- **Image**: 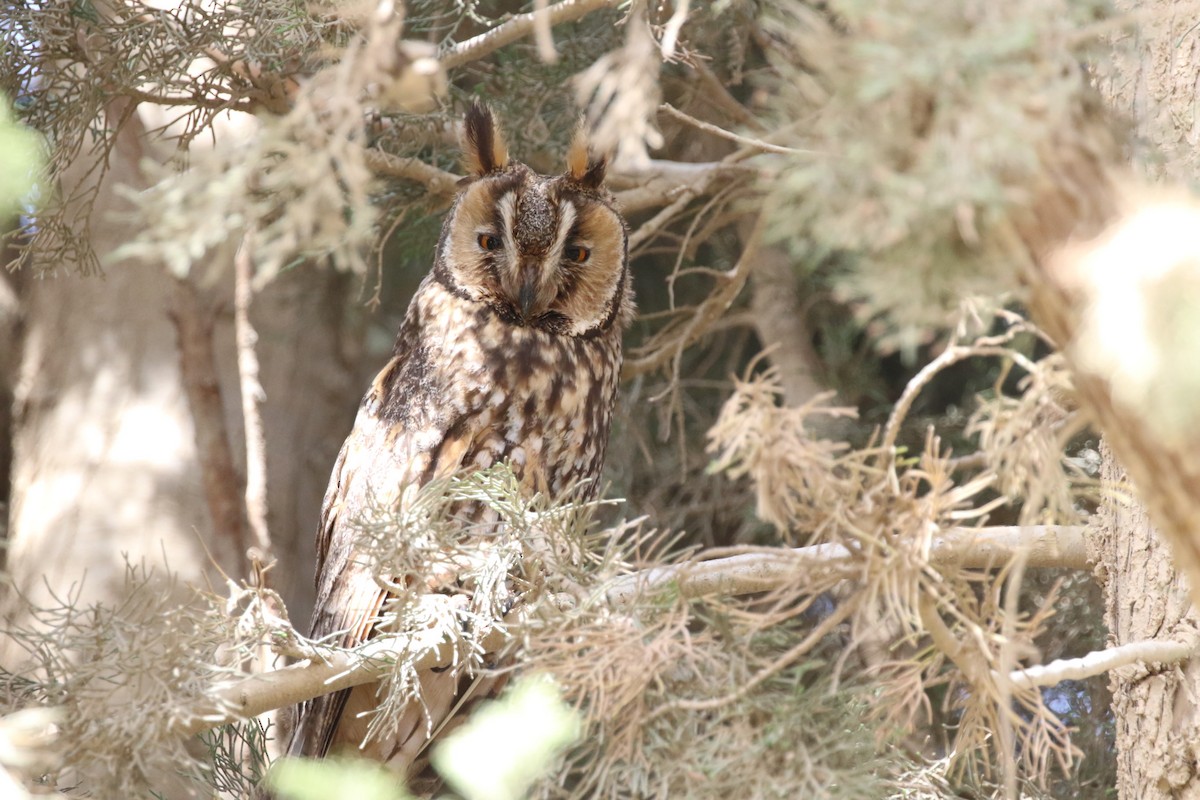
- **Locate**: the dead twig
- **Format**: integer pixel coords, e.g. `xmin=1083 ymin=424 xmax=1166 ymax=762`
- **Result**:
xmin=233 ymin=234 xmax=273 ymax=582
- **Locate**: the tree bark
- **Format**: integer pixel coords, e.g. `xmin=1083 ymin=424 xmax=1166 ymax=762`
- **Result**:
xmin=1 ymin=104 xmax=362 ymax=650
xmin=1 ymin=115 xmax=228 ymax=636
xmin=1092 ymin=444 xmax=1200 ymax=799
xmin=1086 ymin=5 xmax=1200 ymax=797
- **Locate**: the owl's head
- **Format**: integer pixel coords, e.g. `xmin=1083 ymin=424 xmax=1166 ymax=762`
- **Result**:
xmin=434 ymin=104 xmax=632 ymax=338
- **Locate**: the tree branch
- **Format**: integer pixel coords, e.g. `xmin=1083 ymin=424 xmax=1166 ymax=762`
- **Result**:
xmin=440 ymin=0 xmax=622 ymax=71
xmin=622 ymin=211 xmax=764 ymax=380
xmin=1007 ymin=637 xmax=1199 ymax=690
xmin=173 ymin=625 xmax=500 ymax=737
xmin=659 ymin=103 xmax=808 ymax=156
xmin=604 ymin=524 xmax=1091 ymax=605
xmin=170 ymin=279 xmax=248 ymax=568
xmin=363 ymin=148 xmax=754 ymax=221
xmin=363 ymin=148 xmax=461 ymax=200
xmin=172 ymin=523 xmax=1089 ymax=737
xmin=234 ymin=234 xmax=274 ymax=577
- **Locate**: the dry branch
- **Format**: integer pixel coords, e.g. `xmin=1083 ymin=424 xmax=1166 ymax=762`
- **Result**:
xmin=364 ymin=148 xmax=461 ymax=200
xmin=622 ymin=212 xmax=764 ymax=379
xmin=174 ymin=625 xmax=504 ymax=737
xmin=605 ymin=524 xmax=1090 ymax=605
xmin=659 ymin=103 xmax=806 ymax=156
xmin=440 ymin=0 xmax=622 ymax=70
xmin=234 ymin=235 xmax=273 ymax=576
xmin=363 ymin=148 xmax=750 ymax=218
xmin=174 ymin=523 xmax=1088 ymax=735
xmin=1007 ymin=637 xmax=1199 ymax=690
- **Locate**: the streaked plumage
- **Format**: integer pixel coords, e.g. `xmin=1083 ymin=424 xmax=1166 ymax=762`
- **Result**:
xmin=286 ymin=104 xmax=633 ymax=774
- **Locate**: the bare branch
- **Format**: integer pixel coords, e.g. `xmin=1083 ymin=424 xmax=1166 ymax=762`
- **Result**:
xmin=659 ymin=103 xmax=811 ymax=156
xmin=613 ymin=159 xmax=757 ymax=216
xmin=174 ymin=625 xmax=504 ymax=737
xmin=168 ymin=523 xmax=1088 ymax=738
xmin=362 ymin=148 xmax=754 ymax=219
xmin=622 ymin=212 xmax=764 ymax=379
xmin=604 ymin=525 xmax=1090 ymax=605
xmin=234 ymin=235 xmax=274 ymax=578
xmin=1007 ymin=636 xmax=1199 ymax=690
xmin=440 ymin=0 xmax=621 ymax=71
xmin=363 ymin=148 xmax=460 ymax=200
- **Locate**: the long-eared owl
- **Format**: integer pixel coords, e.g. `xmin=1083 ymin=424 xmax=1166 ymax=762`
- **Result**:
xmin=286 ymin=104 xmax=633 ymax=772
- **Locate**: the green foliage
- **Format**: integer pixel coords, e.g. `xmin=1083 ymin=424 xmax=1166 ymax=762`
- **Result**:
xmin=269 ymin=757 xmax=412 ymax=800
xmin=763 ymin=0 xmax=1113 ymax=356
xmin=0 ymin=95 xmax=42 ymax=217
xmin=196 ymin=718 xmax=274 ymax=798
xmin=434 ymin=676 xmax=581 ymax=800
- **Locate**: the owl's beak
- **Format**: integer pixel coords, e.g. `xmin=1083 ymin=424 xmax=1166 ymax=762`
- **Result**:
xmin=518 ymin=275 xmax=538 ymax=319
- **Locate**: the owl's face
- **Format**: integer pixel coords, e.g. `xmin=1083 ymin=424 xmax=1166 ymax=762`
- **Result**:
xmin=435 ymin=106 xmax=630 ymax=338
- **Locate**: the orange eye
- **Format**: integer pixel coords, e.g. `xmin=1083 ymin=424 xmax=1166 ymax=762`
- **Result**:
xmin=564 ymin=245 xmax=590 ymax=264
xmin=478 ymin=233 xmax=501 ymax=251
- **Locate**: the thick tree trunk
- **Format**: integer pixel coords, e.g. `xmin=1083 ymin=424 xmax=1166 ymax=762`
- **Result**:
xmin=2 ymin=119 xmax=227 ymax=629
xmin=1091 ymin=5 xmax=1200 ymax=797
xmin=1092 ymin=444 xmax=1200 ymax=798
xmin=1 ymin=106 xmax=361 ymax=650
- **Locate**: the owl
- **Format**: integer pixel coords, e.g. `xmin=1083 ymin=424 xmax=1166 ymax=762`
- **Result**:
xmin=286 ymin=104 xmax=633 ymax=774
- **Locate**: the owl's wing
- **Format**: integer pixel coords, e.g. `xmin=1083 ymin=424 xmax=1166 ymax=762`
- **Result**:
xmin=286 ymin=311 xmax=488 ymax=763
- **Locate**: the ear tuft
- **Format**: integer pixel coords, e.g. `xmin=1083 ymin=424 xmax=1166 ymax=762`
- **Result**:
xmin=462 ymin=102 xmax=509 ymax=176
xmin=565 ymin=123 xmax=607 ymax=189
xmin=579 ymin=155 xmax=607 ymax=190
xmin=566 ymin=124 xmax=590 ymax=180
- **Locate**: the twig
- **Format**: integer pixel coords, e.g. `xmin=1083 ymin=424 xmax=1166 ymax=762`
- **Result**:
xmin=615 ymin=161 xmax=753 ymax=215
xmin=643 ymin=591 xmax=861 ymax=723
xmin=659 ymin=0 xmax=689 ymax=60
xmin=882 ymin=342 xmax=1038 ymax=486
xmin=627 ymin=188 xmax=698 ymax=252
xmin=684 ymin=58 xmax=760 ymax=129
xmin=659 ymin=103 xmax=812 ymax=156
xmin=533 ymin=0 xmax=559 ymax=63
xmin=233 ymin=235 xmax=273 ymax=579
xmin=441 ymin=0 xmax=621 ymax=71
xmin=622 ymin=212 xmax=764 ymax=379
xmin=1007 ymin=637 xmax=1199 ymax=690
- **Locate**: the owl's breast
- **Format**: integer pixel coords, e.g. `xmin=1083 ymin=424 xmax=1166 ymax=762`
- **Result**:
xmin=469 ymin=321 xmax=621 ymax=499
xmin=413 ymin=285 xmax=621 ymax=501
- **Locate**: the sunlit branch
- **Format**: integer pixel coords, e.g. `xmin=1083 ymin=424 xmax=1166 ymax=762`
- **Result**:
xmin=659 ymin=103 xmax=810 ymax=156
xmin=440 ymin=0 xmax=622 ymax=71
xmin=174 ymin=626 xmax=505 ymax=737
xmin=1007 ymin=637 xmax=1199 ymax=690
xmin=363 ymin=148 xmax=752 ymax=217
xmin=173 ymin=524 xmax=1089 ymax=737
xmin=234 ymin=234 xmax=274 ymax=578
xmin=604 ymin=524 xmax=1090 ymax=605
